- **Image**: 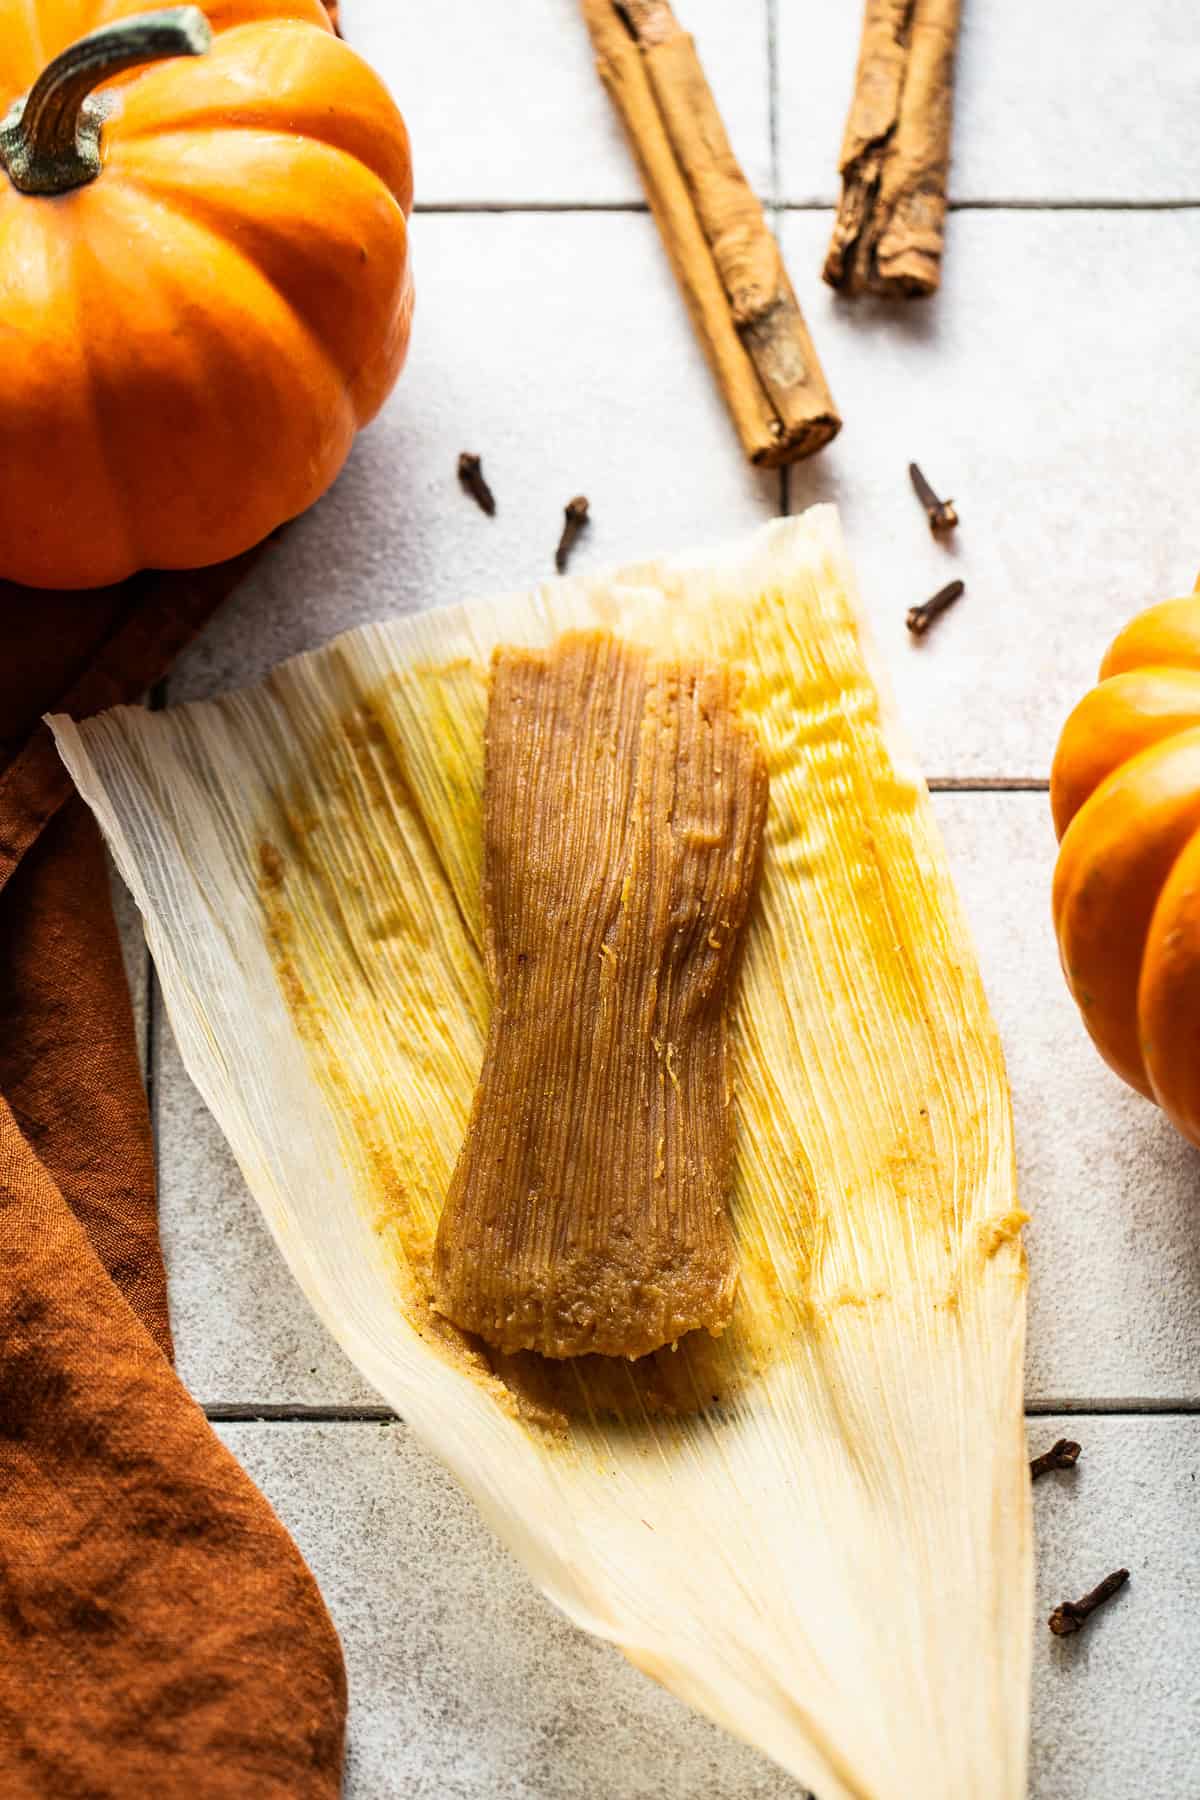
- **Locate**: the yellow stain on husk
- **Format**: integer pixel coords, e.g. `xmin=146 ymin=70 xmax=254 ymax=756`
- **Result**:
xmin=248 ymin=543 xmax=1023 ymax=1429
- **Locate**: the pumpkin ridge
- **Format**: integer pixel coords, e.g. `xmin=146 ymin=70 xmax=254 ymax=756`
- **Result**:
xmin=113 ymin=123 xmax=406 ymax=220
xmin=74 ymin=288 xmax=142 ymax=580
xmin=116 ymin=106 xmax=413 ymax=214
xmin=1138 ymin=816 xmax=1200 ymax=1141
xmin=105 ymin=173 xmax=359 ymax=408
xmin=1050 ymin=663 xmax=1200 ymax=838
xmin=73 ymin=177 xmax=357 ymax=571
xmin=1053 ymin=724 xmax=1200 ymax=1098
xmin=1 ymin=0 xmax=46 ymax=101
xmin=0 ymin=190 xmax=134 ymax=584
xmin=1099 ymin=595 xmax=1200 ymax=681
xmin=107 ymin=20 xmax=413 ymax=208
xmin=195 ymin=1 xmax=334 ymax=34
xmin=111 ymin=148 xmax=403 ymax=416
xmin=82 ymin=3 xmax=333 ymax=42
xmin=1054 ymin=582 xmax=1200 ymax=1145
xmin=72 ymin=180 xmax=197 ymax=578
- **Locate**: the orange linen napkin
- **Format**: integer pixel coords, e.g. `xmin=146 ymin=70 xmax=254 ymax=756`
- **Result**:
xmin=0 ymin=565 xmax=347 ymax=1797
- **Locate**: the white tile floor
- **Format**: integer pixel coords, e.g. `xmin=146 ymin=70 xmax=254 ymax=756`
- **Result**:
xmin=777 ymin=0 xmax=1200 ymax=205
xmin=210 ymin=1418 xmax=1200 ymax=1800
xmin=342 ymin=0 xmax=772 ymax=207
xmin=113 ymin=4 xmax=1200 ymax=1794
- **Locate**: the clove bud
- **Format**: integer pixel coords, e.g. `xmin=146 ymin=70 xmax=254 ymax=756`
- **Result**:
xmin=1031 ymin=1438 xmax=1081 ymax=1481
xmin=458 ymin=452 xmax=496 ymax=516
xmin=1048 ymin=1568 xmax=1129 ymax=1638
xmin=909 ymin=462 xmax=958 ymax=535
xmin=906 ymin=579 xmax=964 ymax=638
xmin=555 ymin=495 xmax=590 ymax=574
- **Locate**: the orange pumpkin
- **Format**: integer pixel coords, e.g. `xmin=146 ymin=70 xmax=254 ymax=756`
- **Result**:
xmin=0 ymin=2 xmax=413 ymax=590
xmin=1052 ymin=578 xmax=1200 ymax=1145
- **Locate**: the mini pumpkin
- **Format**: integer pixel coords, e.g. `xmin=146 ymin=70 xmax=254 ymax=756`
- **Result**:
xmin=0 ymin=2 xmax=413 ymax=590
xmin=1052 ymin=578 xmax=1200 ymax=1145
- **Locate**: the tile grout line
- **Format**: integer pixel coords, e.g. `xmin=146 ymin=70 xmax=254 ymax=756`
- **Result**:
xmin=205 ymin=1401 xmax=1200 ymax=1425
xmin=779 ymin=198 xmax=1200 ymax=213
xmin=208 ymin=1406 xmax=399 ymax=1423
xmin=928 ymin=778 xmax=1048 ymax=792
xmin=765 ymin=0 xmax=781 ymax=209
xmin=414 ymin=200 xmax=654 ymax=215
xmin=410 ymin=198 xmax=1200 ymax=217
xmin=946 ymin=196 xmax=1200 ymax=213
xmin=1026 ymin=1398 xmax=1200 ymax=1416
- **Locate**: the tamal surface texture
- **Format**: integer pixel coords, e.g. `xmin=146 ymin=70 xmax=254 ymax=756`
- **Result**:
xmin=433 ymin=633 xmax=767 ymax=1360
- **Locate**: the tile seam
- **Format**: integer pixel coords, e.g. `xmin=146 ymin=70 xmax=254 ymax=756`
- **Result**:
xmin=409 ymin=199 xmax=1200 ymax=217
xmin=204 ymin=1402 xmax=1200 ymax=1424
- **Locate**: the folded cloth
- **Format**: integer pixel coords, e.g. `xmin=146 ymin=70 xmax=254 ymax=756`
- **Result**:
xmin=0 ymin=565 xmax=347 ymax=1797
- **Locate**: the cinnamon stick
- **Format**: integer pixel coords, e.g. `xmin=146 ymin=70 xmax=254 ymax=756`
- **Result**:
xmin=824 ymin=0 xmax=961 ymax=299
xmin=581 ymin=0 xmax=840 ymax=466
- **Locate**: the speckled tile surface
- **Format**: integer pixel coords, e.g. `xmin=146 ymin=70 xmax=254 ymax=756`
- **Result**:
xmin=1027 ymin=1417 xmax=1200 ymax=1799
xmin=141 ymin=5 xmax=1200 ymax=1796
xmin=217 ymin=1417 xmax=1200 ymax=1800
xmin=166 ymin=209 xmax=779 ymax=708
xmin=778 ymin=0 xmax=1200 ymax=204
xmin=778 ymin=207 xmax=1200 ymax=779
xmin=342 ymin=0 xmax=772 ymax=209
xmin=937 ymin=793 xmax=1200 ymax=1407
xmin=220 ymin=1420 xmax=803 ymax=1800
xmin=155 ymin=1027 xmax=382 ymax=1410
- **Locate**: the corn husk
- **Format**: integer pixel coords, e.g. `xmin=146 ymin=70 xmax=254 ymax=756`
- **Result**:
xmin=52 ymin=508 xmax=1031 ymax=1799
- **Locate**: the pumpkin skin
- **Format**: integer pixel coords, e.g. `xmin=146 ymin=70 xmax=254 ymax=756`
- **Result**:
xmin=1051 ymin=585 xmax=1200 ymax=1145
xmin=0 ymin=0 xmax=413 ymax=589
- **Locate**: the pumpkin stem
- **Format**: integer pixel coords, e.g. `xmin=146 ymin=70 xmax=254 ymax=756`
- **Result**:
xmin=0 ymin=7 xmax=211 ymax=197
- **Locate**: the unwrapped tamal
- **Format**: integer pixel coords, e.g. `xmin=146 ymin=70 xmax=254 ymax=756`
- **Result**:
xmin=53 ymin=509 xmax=1032 ymax=1799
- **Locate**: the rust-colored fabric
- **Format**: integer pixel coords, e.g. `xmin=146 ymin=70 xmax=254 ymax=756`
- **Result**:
xmin=0 ymin=798 xmax=172 ymax=1357
xmin=0 ymin=563 xmax=348 ymax=1797
xmin=0 ymin=1094 xmax=347 ymax=1796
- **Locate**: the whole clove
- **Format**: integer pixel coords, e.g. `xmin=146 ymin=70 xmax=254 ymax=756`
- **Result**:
xmin=906 ymin=579 xmax=964 ymax=638
xmin=458 ymin=452 xmax=496 ymax=516
xmin=555 ymin=495 xmax=590 ymax=573
xmin=1030 ymin=1438 xmax=1081 ymax=1481
xmin=909 ymin=462 xmax=958 ymax=536
xmin=1048 ymin=1569 xmax=1129 ymax=1638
